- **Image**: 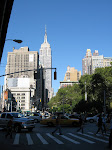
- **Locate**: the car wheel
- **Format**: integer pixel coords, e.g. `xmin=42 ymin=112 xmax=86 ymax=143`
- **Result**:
xmin=89 ymin=119 xmax=94 ymax=123
xmin=47 ymin=122 xmax=54 ymax=127
xmin=15 ymin=125 xmax=21 ymax=133
xmin=28 ymin=128 xmax=33 ymax=132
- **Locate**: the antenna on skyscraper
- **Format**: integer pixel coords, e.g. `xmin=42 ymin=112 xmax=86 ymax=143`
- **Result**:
xmin=45 ymin=25 xmax=47 ymax=33
xmin=44 ymin=25 xmax=47 ymax=43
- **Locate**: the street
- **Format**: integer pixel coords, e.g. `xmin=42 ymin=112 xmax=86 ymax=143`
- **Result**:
xmin=0 ymin=122 xmax=110 ymax=150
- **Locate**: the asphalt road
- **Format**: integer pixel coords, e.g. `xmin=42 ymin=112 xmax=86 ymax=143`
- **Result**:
xmin=0 ymin=122 xmax=110 ymax=150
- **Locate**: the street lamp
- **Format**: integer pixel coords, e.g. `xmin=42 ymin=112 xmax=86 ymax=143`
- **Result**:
xmin=5 ymin=39 xmax=23 ymax=43
xmin=85 ymin=81 xmax=87 ymax=101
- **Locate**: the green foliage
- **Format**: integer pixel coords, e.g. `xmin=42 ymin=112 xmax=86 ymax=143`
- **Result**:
xmin=48 ymin=84 xmax=82 ymax=113
xmin=48 ymin=66 xmax=112 ymax=113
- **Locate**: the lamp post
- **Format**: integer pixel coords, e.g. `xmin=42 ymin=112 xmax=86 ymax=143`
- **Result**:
xmin=85 ymin=81 xmax=87 ymax=101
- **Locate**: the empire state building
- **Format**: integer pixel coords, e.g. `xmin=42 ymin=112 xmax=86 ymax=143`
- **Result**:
xmin=39 ymin=27 xmax=53 ymax=101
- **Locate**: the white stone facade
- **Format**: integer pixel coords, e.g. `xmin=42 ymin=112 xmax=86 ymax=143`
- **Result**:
xmin=39 ymin=28 xmax=53 ymax=100
xmin=82 ymin=49 xmax=112 ymax=75
xmin=4 ymin=47 xmax=39 ymax=111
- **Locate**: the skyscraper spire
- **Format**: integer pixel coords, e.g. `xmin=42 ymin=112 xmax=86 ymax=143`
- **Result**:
xmin=44 ymin=25 xmax=47 ymax=43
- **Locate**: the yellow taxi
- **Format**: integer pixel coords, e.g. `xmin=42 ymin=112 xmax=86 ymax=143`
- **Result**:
xmin=40 ymin=115 xmax=80 ymax=127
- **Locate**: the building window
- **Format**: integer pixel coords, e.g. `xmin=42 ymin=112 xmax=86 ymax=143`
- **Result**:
xmin=21 ymin=107 xmax=25 ymax=110
xmin=21 ymin=104 xmax=25 ymax=106
xmin=21 ymin=100 xmax=25 ymax=102
xmin=21 ymin=97 xmax=25 ymax=99
xmin=21 ymin=93 xmax=25 ymax=95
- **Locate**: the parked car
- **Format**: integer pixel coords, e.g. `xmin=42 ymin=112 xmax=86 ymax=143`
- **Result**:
xmin=40 ymin=115 xmax=80 ymax=127
xmin=27 ymin=112 xmax=42 ymax=123
xmin=0 ymin=112 xmax=35 ymax=132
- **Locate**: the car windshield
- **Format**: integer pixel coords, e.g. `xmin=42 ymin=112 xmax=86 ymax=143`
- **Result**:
xmin=11 ymin=113 xmax=24 ymax=118
xmin=30 ymin=113 xmax=39 ymax=116
xmin=52 ymin=116 xmax=56 ymax=119
xmin=62 ymin=116 xmax=69 ymax=119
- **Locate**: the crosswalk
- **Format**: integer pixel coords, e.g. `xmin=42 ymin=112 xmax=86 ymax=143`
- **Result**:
xmin=11 ymin=132 xmax=110 ymax=145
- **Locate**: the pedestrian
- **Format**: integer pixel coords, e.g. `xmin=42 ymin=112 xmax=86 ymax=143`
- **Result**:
xmin=5 ymin=115 xmax=13 ymax=139
xmin=102 ymin=114 xmax=107 ymax=134
xmin=52 ymin=113 xmax=62 ymax=135
xmin=108 ymin=114 xmax=112 ymax=149
xmin=95 ymin=114 xmax=103 ymax=135
xmin=77 ymin=114 xmax=84 ymax=133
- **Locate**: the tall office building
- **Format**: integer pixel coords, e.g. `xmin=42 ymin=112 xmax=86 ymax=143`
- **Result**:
xmin=82 ymin=49 xmax=112 ymax=75
xmin=60 ymin=66 xmax=81 ymax=88
xmin=39 ymin=27 xmax=53 ymax=102
xmin=92 ymin=51 xmax=104 ymax=74
xmin=4 ymin=47 xmax=39 ymax=111
xmin=5 ymin=46 xmax=38 ymax=79
xmin=82 ymin=49 xmax=92 ymax=75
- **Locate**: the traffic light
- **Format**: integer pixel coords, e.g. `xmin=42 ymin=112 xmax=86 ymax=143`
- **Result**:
xmin=54 ymin=70 xmax=57 ymax=80
xmin=34 ymin=71 xmax=40 ymax=79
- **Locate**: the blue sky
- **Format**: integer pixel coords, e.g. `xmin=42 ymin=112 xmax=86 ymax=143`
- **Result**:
xmin=0 ymin=0 xmax=112 ymax=94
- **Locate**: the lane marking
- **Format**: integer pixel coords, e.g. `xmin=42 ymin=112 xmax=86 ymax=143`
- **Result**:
xmin=68 ymin=133 xmax=95 ymax=144
xmin=13 ymin=133 xmax=20 ymax=145
xmin=36 ymin=133 xmax=48 ymax=144
xmin=88 ymin=132 xmax=109 ymax=139
xmin=46 ymin=133 xmax=64 ymax=144
xmin=56 ymin=133 xmax=80 ymax=144
xmin=26 ymin=133 xmax=33 ymax=145
xmin=78 ymin=132 xmax=108 ymax=143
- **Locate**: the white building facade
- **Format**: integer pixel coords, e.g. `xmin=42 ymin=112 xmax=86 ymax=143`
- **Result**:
xmin=82 ymin=49 xmax=112 ymax=75
xmin=39 ymin=27 xmax=53 ymax=102
xmin=3 ymin=47 xmax=39 ymax=112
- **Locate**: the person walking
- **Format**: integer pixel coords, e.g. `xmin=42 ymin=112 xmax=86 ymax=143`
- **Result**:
xmin=77 ymin=114 xmax=84 ymax=133
xmin=95 ymin=114 xmax=103 ymax=135
xmin=5 ymin=115 xmax=13 ymax=139
xmin=102 ymin=114 xmax=107 ymax=134
xmin=52 ymin=113 xmax=62 ymax=135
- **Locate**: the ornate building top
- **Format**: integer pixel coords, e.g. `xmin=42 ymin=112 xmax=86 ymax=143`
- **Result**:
xmin=41 ymin=26 xmax=50 ymax=48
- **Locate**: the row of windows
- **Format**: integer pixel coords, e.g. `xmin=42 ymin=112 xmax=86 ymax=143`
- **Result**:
xmin=18 ymin=100 xmax=25 ymax=103
xmin=40 ymin=49 xmax=51 ymax=56
xmin=13 ymin=93 xmax=25 ymax=96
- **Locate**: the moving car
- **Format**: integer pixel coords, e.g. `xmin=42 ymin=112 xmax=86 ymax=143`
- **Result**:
xmin=69 ymin=114 xmax=80 ymax=119
xmin=40 ymin=115 xmax=80 ymax=127
xmin=86 ymin=114 xmax=99 ymax=123
xmin=27 ymin=112 xmax=42 ymax=123
xmin=86 ymin=113 xmax=108 ymax=123
xmin=0 ymin=112 xmax=35 ymax=132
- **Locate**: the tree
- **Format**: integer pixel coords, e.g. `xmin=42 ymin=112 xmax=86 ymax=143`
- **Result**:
xmin=48 ymin=84 xmax=82 ymax=113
